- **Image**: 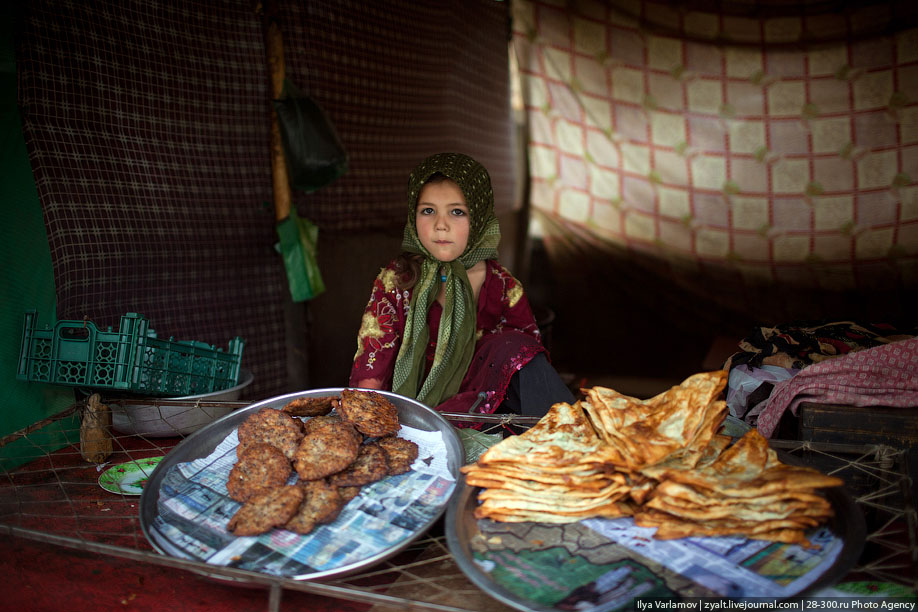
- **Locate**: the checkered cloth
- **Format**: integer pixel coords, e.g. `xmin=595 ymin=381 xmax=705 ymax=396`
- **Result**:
xmin=756 ymin=338 xmax=918 ymax=438
xmin=513 ymin=0 xmax=918 ymax=324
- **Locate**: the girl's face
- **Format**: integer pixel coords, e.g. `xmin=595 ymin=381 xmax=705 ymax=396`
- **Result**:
xmin=415 ymin=179 xmax=470 ymax=263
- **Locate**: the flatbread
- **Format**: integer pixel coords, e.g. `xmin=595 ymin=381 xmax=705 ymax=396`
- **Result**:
xmin=462 ymin=371 xmax=843 ymax=546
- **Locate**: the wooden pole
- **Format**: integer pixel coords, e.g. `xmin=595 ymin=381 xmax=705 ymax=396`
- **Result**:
xmin=262 ymin=0 xmax=292 ymax=222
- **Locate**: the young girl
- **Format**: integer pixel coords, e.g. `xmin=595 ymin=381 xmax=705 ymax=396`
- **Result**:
xmin=349 ymin=152 xmax=573 ymax=418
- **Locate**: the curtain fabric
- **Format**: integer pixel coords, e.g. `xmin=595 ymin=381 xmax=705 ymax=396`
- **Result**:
xmin=512 ymin=0 xmax=918 ymax=325
xmin=16 ymin=0 xmax=513 ymax=397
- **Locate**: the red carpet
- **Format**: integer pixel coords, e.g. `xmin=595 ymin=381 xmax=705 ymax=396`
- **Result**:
xmin=0 ymin=533 xmax=371 ymax=612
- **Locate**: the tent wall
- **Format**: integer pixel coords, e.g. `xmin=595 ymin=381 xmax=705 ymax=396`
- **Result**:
xmin=14 ymin=0 xmax=515 ymax=397
xmin=513 ymin=0 xmax=918 ymax=383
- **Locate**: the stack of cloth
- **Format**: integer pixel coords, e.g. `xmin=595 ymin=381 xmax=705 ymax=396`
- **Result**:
xmin=721 ymin=321 xmax=917 ymax=434
xmin=755 ymin=337 xmax=918 ymax=438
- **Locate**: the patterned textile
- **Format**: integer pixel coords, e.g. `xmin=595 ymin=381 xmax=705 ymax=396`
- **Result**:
xmin=17 ymin=1 xmax=284 ymax=398
xmin=756 ymin=337 xmax=918 ymax=437
xmin=350 ymin=259 xmax=545 ymax=413
xmin=393 ymin=153 xmax=502 ymax=407
xmin=16 ymin=0 xmax=513 ymax=397
xmin=512 ymin=0 xmax=918 ymax=323
xmin=404 ymin=153 xmax=501 ymax=254
xmin=725 ymin=321 xmax=918 ymax=370
xmin=280 ymin=1 xmax=517 ymax=231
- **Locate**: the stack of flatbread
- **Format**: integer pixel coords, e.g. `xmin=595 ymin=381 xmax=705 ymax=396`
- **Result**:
xmin=634 ymin=428 xmax=840 ymax=545
xmin=460 ymin=370 xmax=844 ymax=546
xmin=581 ymin=371 xmax=730 ymax=504
xmin=462 ymin=402 xmax=632 ymax=523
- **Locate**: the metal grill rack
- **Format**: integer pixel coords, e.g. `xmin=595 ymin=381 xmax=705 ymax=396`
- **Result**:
xmin=1 ymin=399 xmax=914 ymax=612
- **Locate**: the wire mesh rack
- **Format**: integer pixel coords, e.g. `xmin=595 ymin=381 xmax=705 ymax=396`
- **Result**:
xmin=1 ymin=399 xmax=915 ymax=612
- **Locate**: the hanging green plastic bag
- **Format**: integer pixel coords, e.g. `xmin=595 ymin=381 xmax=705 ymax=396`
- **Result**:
xmin=276 ymin=207 xmax=325 ymax=301
xmin=273 ymin=79 xmax=348 ymax=193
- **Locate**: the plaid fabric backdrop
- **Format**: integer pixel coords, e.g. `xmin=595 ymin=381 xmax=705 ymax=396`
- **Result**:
xmin=513 ymin=0 xmax=918 ymax=325
xmin=16 ymin=0 xmax=512 ymax=398
xmin=278 ymin=1 xmax=516 ymax=231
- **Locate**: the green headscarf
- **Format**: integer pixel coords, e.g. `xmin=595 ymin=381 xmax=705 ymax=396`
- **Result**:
xmin=391 ymin=153 xmax=501 ymax=407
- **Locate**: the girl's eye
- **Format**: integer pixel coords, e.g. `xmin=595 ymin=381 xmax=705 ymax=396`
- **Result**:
xmin=450 ymin=208 xmax=467 ymax=217
xmin=418 ymin=207 xmax=434 ymax=215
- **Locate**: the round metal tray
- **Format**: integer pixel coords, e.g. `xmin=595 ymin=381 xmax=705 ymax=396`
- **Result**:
xmin=446 ymin=455 xmax=865 ymax=611
xmin=140 ymin=388 xmax=463 ymax=581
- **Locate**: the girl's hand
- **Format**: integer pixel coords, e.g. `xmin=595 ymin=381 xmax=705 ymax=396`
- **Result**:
xmin=353 ymin=378 xmax=385 ymax=390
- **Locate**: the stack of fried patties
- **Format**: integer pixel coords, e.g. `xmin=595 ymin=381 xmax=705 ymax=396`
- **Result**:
xmin=225 ymin=389 xmax=419 ymax=537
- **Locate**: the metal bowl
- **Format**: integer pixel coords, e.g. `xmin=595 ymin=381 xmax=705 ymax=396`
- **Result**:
xmin=109 ymin=368 xmax=254 ymax=437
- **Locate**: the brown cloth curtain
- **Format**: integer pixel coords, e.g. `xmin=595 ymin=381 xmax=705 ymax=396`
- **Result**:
xmin=16 ymin=0 xmax=514 ymax=397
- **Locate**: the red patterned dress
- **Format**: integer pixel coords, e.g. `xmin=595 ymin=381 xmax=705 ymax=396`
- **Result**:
xmin=349 ymin=258 xmax=546 ymax=414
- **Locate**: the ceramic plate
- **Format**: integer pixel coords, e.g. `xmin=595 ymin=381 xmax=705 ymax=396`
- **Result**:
xmin=99 ymin=456 xmax=164 ymax=495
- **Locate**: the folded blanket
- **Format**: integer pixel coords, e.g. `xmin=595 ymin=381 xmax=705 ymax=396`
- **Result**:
xmin=756 ymin=338 xmax=918 ymax=438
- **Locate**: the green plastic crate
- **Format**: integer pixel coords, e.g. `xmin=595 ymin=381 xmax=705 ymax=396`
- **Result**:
xmin=17 ymin=311 xmax=245 ymax=396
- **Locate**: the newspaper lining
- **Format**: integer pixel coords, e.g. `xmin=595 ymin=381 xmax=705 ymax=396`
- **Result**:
xmin=469 ymin=505 xmax=846 ymax=607
xmin=153 ymin=422 xmax=454 ymax=577
xmin=582 ymin=517 xmax=843 ymax=599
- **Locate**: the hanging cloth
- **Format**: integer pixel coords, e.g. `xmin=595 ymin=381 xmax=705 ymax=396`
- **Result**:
xmin=276 ymin=208 xmax=326 ymax=301
xmin=272 ymin=78 xmax=348 ymax=193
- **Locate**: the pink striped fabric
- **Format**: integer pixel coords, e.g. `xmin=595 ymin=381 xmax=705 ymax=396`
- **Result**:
xmin=756 ymin=337 xmax=918 ymax=437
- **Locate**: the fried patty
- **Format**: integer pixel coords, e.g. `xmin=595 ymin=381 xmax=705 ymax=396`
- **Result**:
xmin=338 ymin=389 xmax=400 ymax=438
xmin=378 ymin=436 xmax=419 ymax=475
xmin=293 ymin=420 xmax=360 ymax=481
xmin=328 ymin=442 xmax=389 ymax=487
xmin=282 ymin=396 xmax=336 ymax=418
xmin=226 ymin=443 xmax=292 ymax=502
xmin=236 ymin=407 xmax=304 ymax=461
xmin=338 ymin=485 xmax=362 ymax=503
xmin=226 ymin=485 xmax=304 ymax=536
xmin=303 ymin=414 xmax=363 ymax=446
xmin=302 ymin=414 xmax=343 ymax=435
xmin=284 ymin=479 xmax=345 ymax=535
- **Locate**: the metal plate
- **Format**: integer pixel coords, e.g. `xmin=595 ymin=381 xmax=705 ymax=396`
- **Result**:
xmin=446 ymin=455 xmax=865 ymax=611
xmin=140 ymin=388 xmax=463 ymax=581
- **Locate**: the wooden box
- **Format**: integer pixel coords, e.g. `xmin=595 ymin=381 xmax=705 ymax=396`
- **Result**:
xmin=796 ymin=402 xmax=917 ymax=514
xmin=797 ymin=403 xmax=918 ymax=448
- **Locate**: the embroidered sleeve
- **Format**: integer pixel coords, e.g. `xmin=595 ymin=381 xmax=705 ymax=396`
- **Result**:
xmin=349 ymin=265 xmax=406 ymax=388
xmin=491 ymin=262 xmax=542 ymax=342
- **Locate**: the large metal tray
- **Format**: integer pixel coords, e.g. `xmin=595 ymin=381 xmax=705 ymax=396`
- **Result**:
xmin=139 ymin=388 xmax=463 ymax=581
xmin=446 ymin=454 xmax=865 ymax=611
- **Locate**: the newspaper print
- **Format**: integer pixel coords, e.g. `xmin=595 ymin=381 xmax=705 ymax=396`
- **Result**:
xmin=582 ymin=517 xmax=842 ymax=599
xmin=470 ymin=515 xmax=843 ymax=609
